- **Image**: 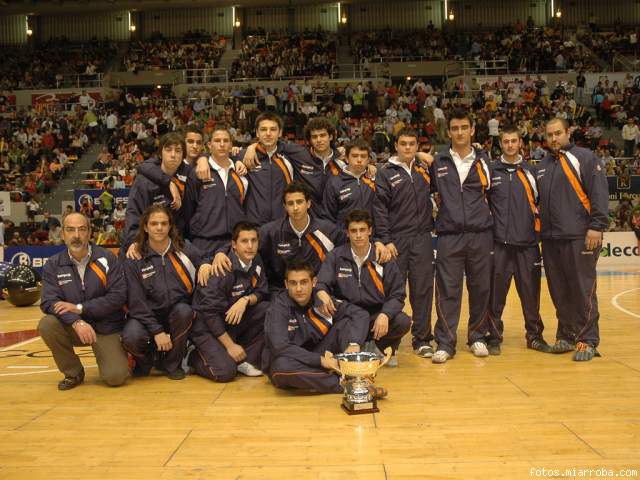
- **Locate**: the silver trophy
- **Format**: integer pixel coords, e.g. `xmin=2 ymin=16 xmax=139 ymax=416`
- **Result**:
xmin=329 ymin=347 xmax=392 ymax=414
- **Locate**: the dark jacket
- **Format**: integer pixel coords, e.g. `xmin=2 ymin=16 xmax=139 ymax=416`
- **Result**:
xmin=262 ymin=289 xmax=369 ymax=369
xmin=488 ymin=158 xmax=540 ymax=247
xmin=373 ymin=157 xmax=434 ymax=244
xmin=40 ymin=244 xmax=126 ymax=334
xmin=322 ymin=169 xmax=376 ymax=227
xmin=536 ymin=144 xmax=609 ymax=239
xmin=429 ymin=148 xmax=493 ymax=235
xmin=259 ymin=215 xmax=347 ymax=289
xmin=317 ymin=243 xmax=405 ymax=318
xmin=191 ymin=250 xmax=268 ymax=338
xmin=124 ymin=241 xmax=202 ymax=335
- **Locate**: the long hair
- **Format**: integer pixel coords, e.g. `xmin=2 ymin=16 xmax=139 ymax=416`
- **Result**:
xmin=133 ymin=204 xmax=184 ymax=254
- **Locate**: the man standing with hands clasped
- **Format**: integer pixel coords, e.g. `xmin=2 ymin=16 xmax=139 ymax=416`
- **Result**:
xmin=537 ymin=118 xmax=608 ymax=361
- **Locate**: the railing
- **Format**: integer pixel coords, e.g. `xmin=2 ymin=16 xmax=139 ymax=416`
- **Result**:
xmin=183 ymin=68 xmax=228 ymax=84
xmin=330 ymin=63 xmax=389 ymax=80
xmin=54 ymin=73 xmax=103 ymax=89
xmin=460 ymin=59 xmax=510 ymax=77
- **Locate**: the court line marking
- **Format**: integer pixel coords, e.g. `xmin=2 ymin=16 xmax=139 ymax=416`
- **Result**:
xmin=7 ymin=365 xmax=49 ymax=369
xmin=0 ymin=336 xmax=41 ymax=351
xmin=611 ymin=287 xmax=640 ymax=319
xmin=0 ymin=365 xmax=97 ymax=377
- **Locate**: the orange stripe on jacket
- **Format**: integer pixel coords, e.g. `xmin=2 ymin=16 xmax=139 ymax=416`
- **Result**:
xmin=305 ymin=233 xmax=326 ymax=262
xmin=171 ymin=178 xmax=185 ymax=196
xmin=558 ymin=153 xmax=591 ymax=214
xmin=229 ymin=170 xmax=245 ymax=205
xmin=273 ymin=155 xmax=293 ymax=184
xmin=168 ymin=252 xmax=193 ymax=294
xmin=516 ymin=170 xmax=541 ymax=233
xmin=366 ymin=262 xmax=385 ymax=296
xmin=89 ymin=262 xmax=107 ymax=288
xmin=307 ymin=309 xmax=329 ymax=336
xmin=415 ymin=165 xmax=431 ymax=185
xmin=362 ymin=176 xmax=376 ymax=192
xmin=475 ymin=162 xmax=488 ymax=192
xmin=328 ymin=161 xmax=340 ymax=176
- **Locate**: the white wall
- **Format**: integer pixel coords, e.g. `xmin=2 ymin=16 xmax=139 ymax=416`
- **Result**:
xmin=142 ymin=7 xmax=232 ymax=38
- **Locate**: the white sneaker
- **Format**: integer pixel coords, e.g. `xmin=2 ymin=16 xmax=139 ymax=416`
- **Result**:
xmin=470 ymin=341 xmax=489 ymax=357
xmin=432 ymin=350 xmax=451 ymax=364
xmin=237 ymin=361 xmax=263 ymax=377
xmin=386 ymin=354 xmax=398 ymax=367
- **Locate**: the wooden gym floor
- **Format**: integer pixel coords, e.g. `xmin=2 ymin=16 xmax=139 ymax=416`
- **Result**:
xmin=0 ymin=270 xmax=638 ymax=480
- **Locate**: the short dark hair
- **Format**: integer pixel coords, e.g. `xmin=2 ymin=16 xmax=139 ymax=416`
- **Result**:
xmin=395 ymin=127 xmax=419 ymax=141
xmin=500 ymin=124 xmax=521 ymax=138
xmin=304 ymin=117 xmax=336 ymax=142
xmin=447 ymin=108 xmax=473 ymax=129
xmin=345 ymin=137 xmax=371 ymax=157
xmin=158 ymin=132 xmax=185 ymax=156
xmin=285 ymin=258 xmax=316 ymax=279
xmin=345 ymin=209 xmax=373 ymax=229
xmin=255 ymin=112 xmax=283 ymax=131
xmin=546 ymin=117 xmax=570 ymax=131
xmin=283 ymin=180 xmax=311 ymax=202
xmin=232 ymin=221 xmax=259 ymax=242
xmin=182 ymin=125 xmax=203 ymax=138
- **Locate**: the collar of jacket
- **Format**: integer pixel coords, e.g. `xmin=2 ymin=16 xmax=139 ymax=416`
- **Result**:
xmin=229 ymin=249 xmax=254 ymax=274
xmin=141 ymin=240 xmax=176 ymax=260
xmin=336 ymin=242 xmax=376 ymax=264
xmin=437 ymin=146 xmax=488 ymax=164
xmin=59 ymin=243 xmax=97 ymax=267
xmin=280 ymin=214 xmax=317 ymax=236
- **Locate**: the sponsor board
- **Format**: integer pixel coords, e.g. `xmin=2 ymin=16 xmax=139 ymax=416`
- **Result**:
xmin=74 ymin=188 xmax=130 ymax=210
xmin=598 ymin=232 xmax=639 ymax=266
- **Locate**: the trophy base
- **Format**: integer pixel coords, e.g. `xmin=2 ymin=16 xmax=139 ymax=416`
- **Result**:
xmin=341 ymin=398 xmax=379 ymax=415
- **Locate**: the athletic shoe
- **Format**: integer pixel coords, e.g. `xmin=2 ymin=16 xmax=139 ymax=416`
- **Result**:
xmin=386 ymin=354 xmax=398 ymax=367
xmin=413 ymin=344 xmax=434 ymax=358
xmin=487 ymin=341 xmax=501 ymax=356
xmin=573 ymin=342 xmax=601 ymax=362
xmin=58 ymin=369 xmax=85 ymax=391
xmin=550 ymin=339 xmax=576 ymax=354
xmin=432 ymin=350 xmax=451 ymax=364
xmin=367 ymin=384 xmax=388 ymax=400
xmin=527 ymin=338 xmax=552 ymax=353
xmin=166 ymin=369 xmax=186 ymax=380
xmin=470 ymin=341 xmax=489 ymax=357
xmin=237 ymin=361 xmax=263 ymax=377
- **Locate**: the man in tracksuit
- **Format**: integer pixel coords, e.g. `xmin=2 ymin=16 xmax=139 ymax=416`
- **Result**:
xmin=188 ymin=128 xmax=248 ymax=258
xmin=538 ymin=118 xmax=609 ymax=361
xmin=123 ymin=132 xmax=196 ymax=257
xmin=123 ymin=205 xmax=209 ymax=379
xmin=374 ymin=127 xmax=435 ymax=359
xmin=317 ymin=209 xmax=410 ymax=366
xmin=262 ymin=259 xmax=371 ymax=394
xmin=486 ymin=126 xmax=551 ymax=355
xmin=190 ymin=222 xmax=269 ymax=382
xmin=39 ymin=212 xmax=129 ymax=390
xmin=240 ymin=117 xmax=347 ymax=219
xmin=323 ymin=138 xmax=377 ymax=226
xmin=429 ymin=109 xmax=494 ymax=364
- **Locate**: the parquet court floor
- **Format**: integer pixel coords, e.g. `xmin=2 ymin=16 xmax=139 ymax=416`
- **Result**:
xmin=0 ymin=269 xmax=638 ymax=479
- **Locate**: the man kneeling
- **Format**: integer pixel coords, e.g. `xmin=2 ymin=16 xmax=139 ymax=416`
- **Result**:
xmin=262 ymin=259 xmax=369 ymax=394
xmin=190 ymin=222 xmax=268 ymax=381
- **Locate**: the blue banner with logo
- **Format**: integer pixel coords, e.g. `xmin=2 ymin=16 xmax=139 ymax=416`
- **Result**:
xmin=74 ymin=188 xmax=130 ymax=211
xmin=607 ymin=176 xmax=640 ymax=201
xmin=3 ymin=245 xmax=66 ymax=274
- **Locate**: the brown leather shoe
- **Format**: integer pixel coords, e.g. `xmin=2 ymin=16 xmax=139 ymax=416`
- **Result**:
xmin=58 ymin=369 xmax=85 ymax=391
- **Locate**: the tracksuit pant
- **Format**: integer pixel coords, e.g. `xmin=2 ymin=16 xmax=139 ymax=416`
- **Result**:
xmin=122 ymin=302 xmax=193 ymax=374
xmin=434 ymin=230 xmax=493 ymax=356
xmin=394 ymin=231 xmax=435 ymax=349
xmin=487 ymin=242 xmax=545 ymax=345
xmin=366 ymin=311 xmax=411 ymax=354
xmin=542 ymin=238 xmax=601 ymax=347
xmin=264 ymin=315 xmax=368 ymax=394
xmin=190 ymin=303 xmax=268 ymax=382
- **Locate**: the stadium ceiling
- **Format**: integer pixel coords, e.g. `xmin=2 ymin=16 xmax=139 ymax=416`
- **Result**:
xmin=1 ymin=0 xmax=402 ymax=15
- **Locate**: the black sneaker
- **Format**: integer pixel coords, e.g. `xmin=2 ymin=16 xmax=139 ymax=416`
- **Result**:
xmin=573 ymin=342 xmax=601 ymax=362
xmin=58 ymin=369 xmax=85 ymax=391
xmin=487 ymin=341 xmax=501 ymax=356
xmin=167 ymin=369 xmax=186 ymax=380
xmin=527 ymin=338 xmax=552 ymax=353
xmin=550 ymin=339 xmax=575 ymax=354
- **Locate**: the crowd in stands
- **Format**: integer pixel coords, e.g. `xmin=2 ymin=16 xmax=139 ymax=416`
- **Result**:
xmin=352 ymin=24 xmax=601 ymax=73
xmin=123 ymin=31 xmax=226 ymax=72
xmin=231 ymin=31 xmax=336 ymax=80
xmin=0 ymin=37 xmax=115 ymax=90
xmin=578 ymin=25 xmax=640 ymax=64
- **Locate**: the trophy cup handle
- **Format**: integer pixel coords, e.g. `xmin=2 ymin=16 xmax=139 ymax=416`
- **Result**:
xmin=377 ymin=347 xmax=393 ymax=368
xmin=323 ymin=351 xmax=343 ymax=375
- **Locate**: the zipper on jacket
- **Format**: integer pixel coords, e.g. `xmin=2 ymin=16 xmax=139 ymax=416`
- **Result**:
xmin=547 ymin=161 xmax=556 ymax=239
xmin=506 ymin=171 xmax=513 ymax=244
